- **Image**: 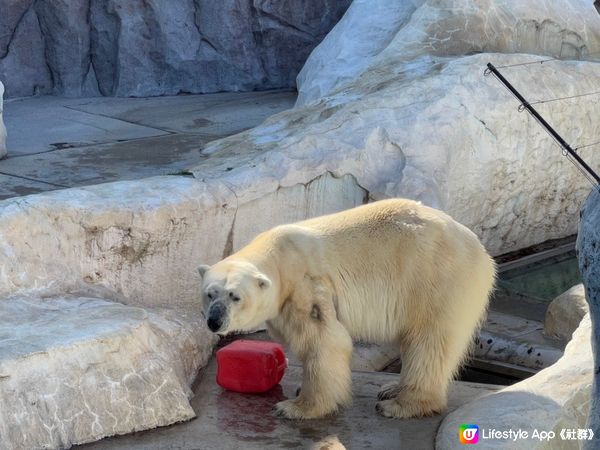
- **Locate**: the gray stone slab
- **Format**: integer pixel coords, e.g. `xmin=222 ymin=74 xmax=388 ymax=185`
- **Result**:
xmin=577 ymin=187 xmax=600 ymax=449
xmin=76 ymin=358 xmax=499 ymax=450
xmin=0 ymin=173 xmax=60 ymax=199
xmin=3 ymin=96 xmax=168 ymax=155
xmin=0 ymin=134 xmax=210 ymax=188
xmin=68 ymin=90 xmax=297 ymax=136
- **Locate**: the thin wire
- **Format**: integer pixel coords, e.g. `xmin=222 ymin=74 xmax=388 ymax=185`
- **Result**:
xmin=549 ymin=138 xmax=599 ymax=189
xmin=528 ymin=90 xmax=600 ymax=106
xmin=485 ymin=61 xmax=600 ymax=191
xmin=575 ymin=140 xmax=600 ymax=151
xmin=534 ymin=116 xmax=600 ymax=190
xmin=494 ymin=58 xmax=556 ymax=69
xmin=490 ymin=71 xmax=599 ymax=189
xmin=565 ymin=152 xmax=599 ymax=188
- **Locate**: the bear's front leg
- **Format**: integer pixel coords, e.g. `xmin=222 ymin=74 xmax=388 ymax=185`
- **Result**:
xmin=270 ymin=276 xmax=353 ymax=419
xmin=273 ymin=328 xmax=352 ymax=419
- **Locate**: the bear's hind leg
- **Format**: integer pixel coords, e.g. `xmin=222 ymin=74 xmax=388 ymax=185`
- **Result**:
xmin=375 ymin=261 xmax=491 ymax=419
xmin=375 ymin=330 xmax=453 ymax=419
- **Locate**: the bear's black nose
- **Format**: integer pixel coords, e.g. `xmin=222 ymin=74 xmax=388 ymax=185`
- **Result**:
xmin=207 ymin=316 xmax=222 ymax=332
xmin=207 ymin=302 xmax=226 ymax=332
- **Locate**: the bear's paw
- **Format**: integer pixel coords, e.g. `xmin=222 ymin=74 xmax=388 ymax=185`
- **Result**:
xmin=273 ymin=399 xmax=337 ymax=419
xmin=375 ymin=390 xmax=445 ymax=419
xmin=377 ymin=382 xmax=403 ymax=401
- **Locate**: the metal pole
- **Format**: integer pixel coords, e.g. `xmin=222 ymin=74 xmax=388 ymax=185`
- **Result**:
xmin=486 ymin=62 xmax=600 ymax=186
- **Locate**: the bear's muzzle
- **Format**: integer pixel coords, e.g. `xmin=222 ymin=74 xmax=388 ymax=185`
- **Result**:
xmin=207 ymin=301 xmax=227 ymax=333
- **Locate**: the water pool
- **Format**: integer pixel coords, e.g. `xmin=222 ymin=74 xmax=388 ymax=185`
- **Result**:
xmin=499 ymin=250 xmax=581 ymax=301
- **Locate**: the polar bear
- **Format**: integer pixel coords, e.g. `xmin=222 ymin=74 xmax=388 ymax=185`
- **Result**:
xmin=199 ymin=198 xmax=495 ymax=419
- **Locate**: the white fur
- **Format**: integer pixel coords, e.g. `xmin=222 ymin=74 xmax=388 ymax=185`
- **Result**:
xmin=200 ymin=198 xmax=496 ymax=419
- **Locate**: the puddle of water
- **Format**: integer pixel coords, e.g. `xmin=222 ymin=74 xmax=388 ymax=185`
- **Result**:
xmin=499 ymin=250 xmax=581 ymax=301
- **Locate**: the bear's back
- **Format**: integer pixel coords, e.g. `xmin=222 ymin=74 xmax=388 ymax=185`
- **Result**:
xmin=310 ymin=199 xmax=492 ymax=341
xmin=295 ymin=198 xmax=455 ymax=239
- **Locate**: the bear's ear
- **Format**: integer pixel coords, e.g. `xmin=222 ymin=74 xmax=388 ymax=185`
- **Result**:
xmin=197 ymin=264 xmax=211 ymax=278
xmin=256 ymin=273 xmax=272 ymax=290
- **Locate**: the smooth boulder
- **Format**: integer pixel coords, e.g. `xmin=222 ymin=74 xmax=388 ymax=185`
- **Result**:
xmin=0 ymin=296 xmax=216 ymax=449
xmin=544 ymin=284 xmax=589 ymax=341
xmin=436 ymin=314 xmax=592 ymax=449
xmin=297 ymin=0 xmax=600 ymax=105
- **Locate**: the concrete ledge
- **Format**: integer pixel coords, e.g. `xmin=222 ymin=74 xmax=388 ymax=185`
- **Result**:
xmin=0 ymin=172 xmax=365 ymax=311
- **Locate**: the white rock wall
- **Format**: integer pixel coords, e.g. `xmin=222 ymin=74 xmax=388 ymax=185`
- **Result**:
xmin=0 ymin=173 xmax=365 ymax=309
xmin=287 ymin=0 xmax=600 ymax=254
xmin=296 ymin=0 xmax=425 ymax=107
xmin=189 ymin=53 xmax=600 ymax=255
xmin=0 ymin=177 xmax=233 ymax=310
xmin=297 ymin=0 xmax=600 ymax=105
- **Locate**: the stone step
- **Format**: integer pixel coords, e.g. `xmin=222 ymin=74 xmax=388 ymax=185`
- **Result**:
xmin=0 ymin=296 xmax=216 ymax=450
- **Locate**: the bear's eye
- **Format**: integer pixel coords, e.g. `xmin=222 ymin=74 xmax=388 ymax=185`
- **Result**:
xmin=207 ymin=292 xmax=213 ymax=300
xmin=229 ymin=292 xmax=241 ymax=302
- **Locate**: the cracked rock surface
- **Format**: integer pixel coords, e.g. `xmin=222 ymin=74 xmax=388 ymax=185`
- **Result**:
xmin=0 ymin=173 xmax=365 ymax=309
xmin=0 ymin=0 xmax=351 ymax=97
xmin=0 ymin=296 xmax=217 ymax=449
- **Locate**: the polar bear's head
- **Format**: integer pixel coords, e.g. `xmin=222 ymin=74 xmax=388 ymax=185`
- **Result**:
xmin=198 ymin=260 xmax=276 ymax=335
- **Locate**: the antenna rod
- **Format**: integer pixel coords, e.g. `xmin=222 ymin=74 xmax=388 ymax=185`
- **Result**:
xmin=486 ymin=62 xmax=600 ymax=185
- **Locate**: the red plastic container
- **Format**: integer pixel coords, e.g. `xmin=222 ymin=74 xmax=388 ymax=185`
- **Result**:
xmin=216 ymin=340 xmax=287 ymax=393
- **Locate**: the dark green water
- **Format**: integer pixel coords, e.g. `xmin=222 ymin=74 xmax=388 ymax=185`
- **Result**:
xmin=499 ymin=251 xmax=581 ymax=301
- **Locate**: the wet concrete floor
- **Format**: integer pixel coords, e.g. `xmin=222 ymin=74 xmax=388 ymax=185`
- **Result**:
xmin=77 ymin=358 xmax=498 ymax=450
